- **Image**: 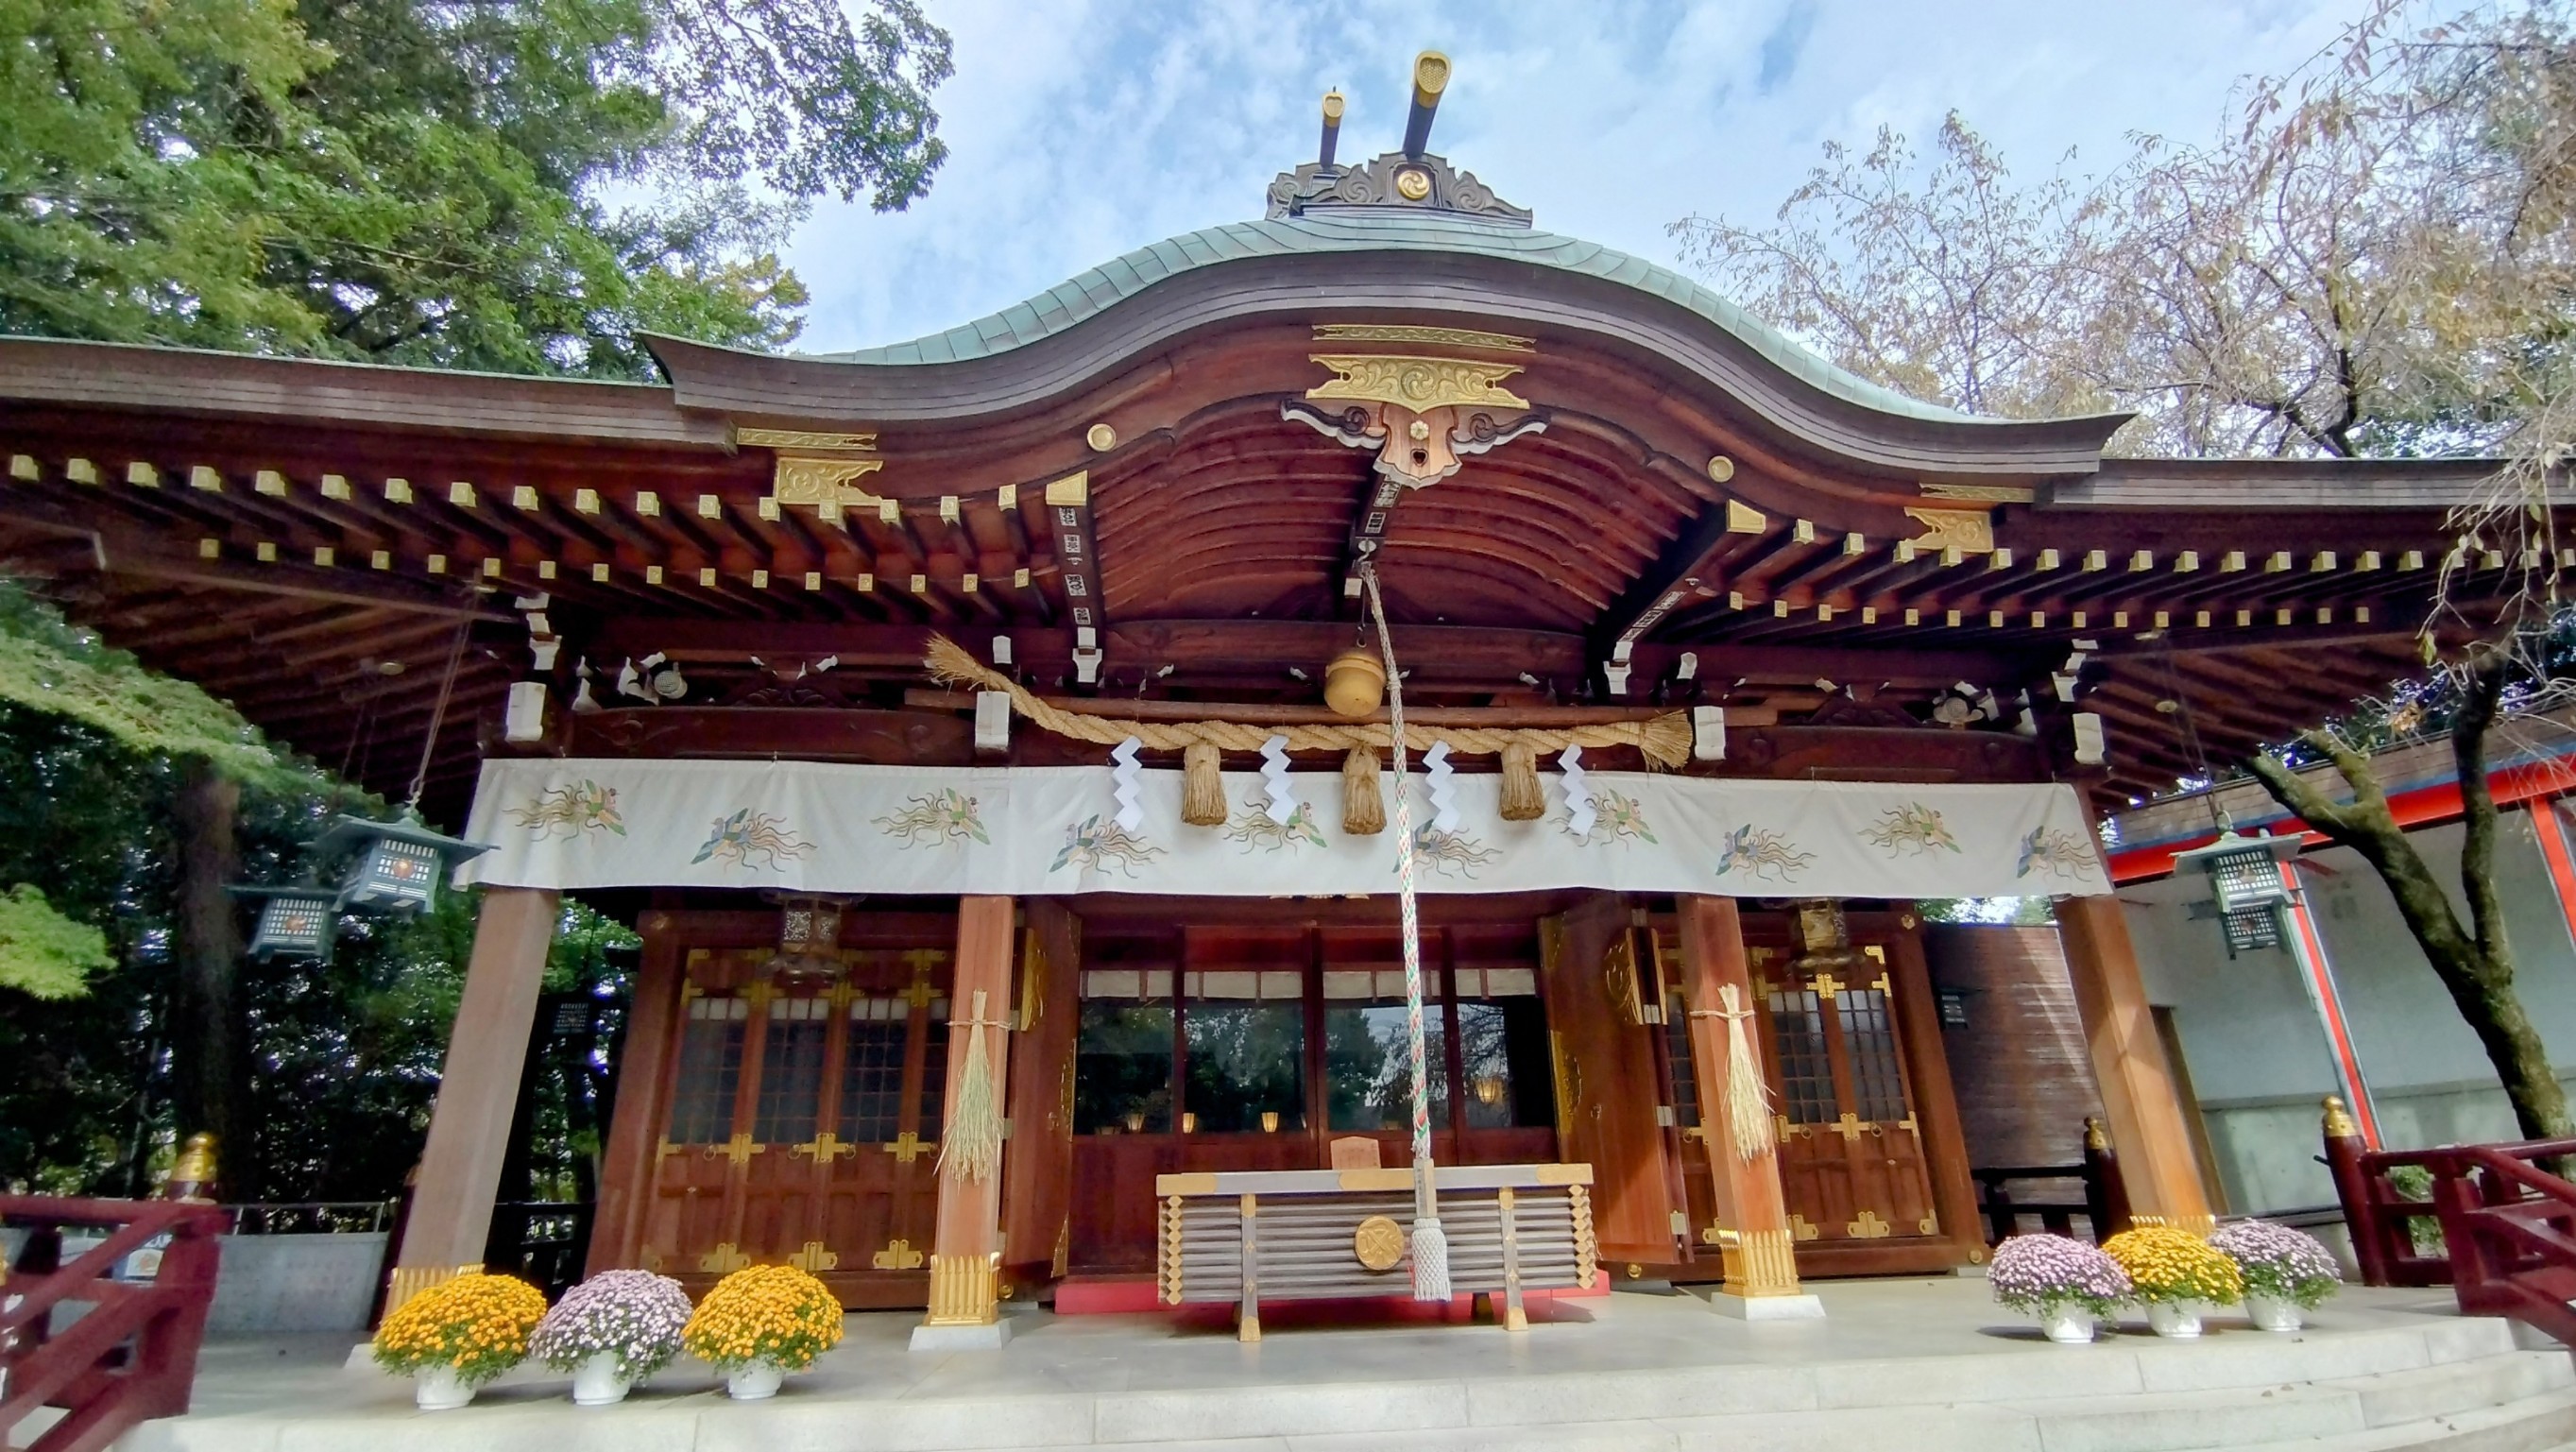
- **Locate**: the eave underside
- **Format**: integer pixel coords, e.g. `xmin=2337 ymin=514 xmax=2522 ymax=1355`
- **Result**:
xmin=0 ymin=339 xmax=2547 ymax=821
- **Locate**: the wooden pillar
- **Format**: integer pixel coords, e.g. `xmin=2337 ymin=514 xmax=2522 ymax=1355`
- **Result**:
xmin=1885 ymin=914 xmax=1988 ymax=1268
xmin=915 ymin=895 xmax=1016 ymax=1348
xmin=2056 ymin=896 xmax=2212 ymax=1233
xmin=1674 ymin=897 xmax=1819 ymax=1318
xmin=587 ymin=909 xmax=684 ymax=1277
xmin=389 ymin=886 xmax=558 ymax=1310
xmin=1000 ymin=900 xmax=1080 ymax=1293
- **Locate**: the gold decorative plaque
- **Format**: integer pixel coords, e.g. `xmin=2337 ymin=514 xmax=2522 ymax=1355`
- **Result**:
xmin=1353 ymin=1214 xmax=1406 ymax=1272
xmin=1312 ymin=323 xmax=1534 ymax=354
xmin=1306 ymin=354 xmax=1528 ymax=411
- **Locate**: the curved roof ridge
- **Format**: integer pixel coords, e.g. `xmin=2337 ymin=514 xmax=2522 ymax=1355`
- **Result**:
xmin=805 ymin=210 xmax=1985 ymax=426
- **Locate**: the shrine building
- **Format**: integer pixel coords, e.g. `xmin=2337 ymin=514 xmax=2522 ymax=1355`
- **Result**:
xmin=0 ymin=56 xmax=2551 ymax=1339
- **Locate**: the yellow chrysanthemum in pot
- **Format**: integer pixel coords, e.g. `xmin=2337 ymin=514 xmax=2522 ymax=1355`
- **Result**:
xmin=371 ymin=1272 xmax=548 ymax=1409
xmin=2103 ymin=1226 xmax=2243 ymax=1339
xmin=682 ymin=1263 xmax=844 ymax=1399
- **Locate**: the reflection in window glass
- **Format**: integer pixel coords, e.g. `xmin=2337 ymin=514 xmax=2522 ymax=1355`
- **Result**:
xmin=1458 ymin=998 xmax=1554 ymax=1129
xmin=1183 ymin=1002 xmax=1305 ymax=1132
xmin=1325 ymin=1002 xmax=1449 ymax=1131
xmin=669 ymin=1000 xmax=744 ymax=1144
xmin=752 ymin=1002 xmax=827 ymax=1145
xmin=1074 ymin=1000 xmax=1173 ymax=1134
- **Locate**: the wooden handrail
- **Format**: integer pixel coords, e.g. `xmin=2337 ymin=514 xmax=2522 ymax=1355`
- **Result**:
xmin=1 ymin=1195 xmax=227 ymax=1452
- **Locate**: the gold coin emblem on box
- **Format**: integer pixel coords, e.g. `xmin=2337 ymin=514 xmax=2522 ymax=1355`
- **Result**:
xmin=1353 ymin=1214 xmax=1406 ymax=1273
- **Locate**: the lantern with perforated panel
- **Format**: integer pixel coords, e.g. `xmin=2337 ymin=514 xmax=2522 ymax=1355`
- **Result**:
xmin=2174 ymin=829 xmax=2302 ymax=956
xmin=316 ymin=812 xmax=491 ymax=913
xmin=236 ymin=886 xmax=340 ymax=961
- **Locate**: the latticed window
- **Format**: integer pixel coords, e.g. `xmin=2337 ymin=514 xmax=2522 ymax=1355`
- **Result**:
xmin=754 ymin=996 xmax=829 ymax=1144
xmin=1835 ymin=984 xmax=1910 ymax=1123
xmin=670 ymin=995 xmax=746 ymax=1143
xmin=839 ymin=995 xmax=911 ymax=1142
xmin=1766 ymin=985 xmax=1837 ymax=1125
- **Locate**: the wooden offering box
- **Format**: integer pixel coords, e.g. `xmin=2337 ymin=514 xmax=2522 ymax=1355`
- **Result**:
xmin=1153 ymin=1163 xmax=1597 ymax=1339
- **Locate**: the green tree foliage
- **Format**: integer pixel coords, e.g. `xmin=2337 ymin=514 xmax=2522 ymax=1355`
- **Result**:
xmin=0 ymin=0 xmax=951 ymax=375
xmin=0 ymin=885 xmax=112 ymax=999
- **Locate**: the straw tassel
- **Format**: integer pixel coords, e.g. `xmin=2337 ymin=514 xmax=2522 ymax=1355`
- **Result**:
xmin=937 ymin=989 xmax=1006 ymax=1185
xmin=1341 ymin=745 xmax=1385 ymax=835
xmin=1714 ymin=983 xmax=1775 ymax=1161
xmin=1498 ymin=740 xmax=1545 ymax=821
xmin=1180 ymin=742 xmax=1226 ymax=826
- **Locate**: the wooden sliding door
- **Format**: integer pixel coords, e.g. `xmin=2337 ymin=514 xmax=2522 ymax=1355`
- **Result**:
xmin=632 ymin=912 xmax=968 ymax=1308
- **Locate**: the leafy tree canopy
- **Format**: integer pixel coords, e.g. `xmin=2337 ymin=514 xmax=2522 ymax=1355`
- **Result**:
xmin=0 ymin=0 xmax=951 ymax=376
xmin=0 ymin=884 xmax=112 ymax=999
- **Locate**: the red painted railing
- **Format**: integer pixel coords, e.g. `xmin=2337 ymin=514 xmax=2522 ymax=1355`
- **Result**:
xmin=2324 ymin=1124 xmax=2576 ymax=1341
xmin=1 ymin=1196 xmax=226 ymax=1452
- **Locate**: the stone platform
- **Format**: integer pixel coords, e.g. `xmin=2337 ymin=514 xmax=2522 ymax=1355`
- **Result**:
xmin=94 ymin=1280 xmax=2576 ymax=1452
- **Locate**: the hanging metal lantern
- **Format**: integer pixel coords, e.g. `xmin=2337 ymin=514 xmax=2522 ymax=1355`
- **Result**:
xmin=235 ymin=886 xmax=341 ymax=961
xmin=2175 ymin=829 xmax=2302 ymax=956
xmin=760 ymin=892 xmax=850 ymax=985
xmin=313 ymin=812 xmax=492 ymax=914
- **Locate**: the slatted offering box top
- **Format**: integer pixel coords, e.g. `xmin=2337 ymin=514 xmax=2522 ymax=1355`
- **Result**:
xmin=1153 ymin=1162 xmax=1597 ymax=1339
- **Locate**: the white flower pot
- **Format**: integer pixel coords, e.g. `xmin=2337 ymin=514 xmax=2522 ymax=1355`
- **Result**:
xmin=2245 ymin=1292 xmax=2303 ymax=1333
xmin=2145 ymin=1300 xmax=2203 ymax=1338
xmin=571 ymin=1351 xmax=635 ymax=1406
xmin=2040 ymin=1305 xmax=2096 ymax=1344
xmin=725 ymin=1361 xmax=786 ymax=1401
xmin=414 ymin=1364 xmax=476 ymax=1411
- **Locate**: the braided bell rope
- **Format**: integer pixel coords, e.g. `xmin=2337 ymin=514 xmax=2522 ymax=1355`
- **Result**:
xmin=924 ymin=635 xmax=1691 ymax=767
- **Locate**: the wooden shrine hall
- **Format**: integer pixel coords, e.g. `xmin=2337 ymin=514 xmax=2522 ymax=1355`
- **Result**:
xmin=0 ymin=54 xmax=2560 ymax=1339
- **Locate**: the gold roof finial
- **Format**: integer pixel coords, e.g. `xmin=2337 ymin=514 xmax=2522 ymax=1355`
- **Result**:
xmin=1403 ymin=51 xmax=1451 ymax=158
xmin=2322 ymin=1094 xmax=2360 ymax=1137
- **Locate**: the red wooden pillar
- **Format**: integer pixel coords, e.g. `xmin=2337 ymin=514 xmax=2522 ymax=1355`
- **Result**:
xmin=388 ymin=886 xmax=558 ymax=1312
xmin=2056 ymin=896 xmax=2213 ymax=1233
xmin=1674 ymin=896 xmax=1820 ymax=1318
xmin=587 ymin=909 xmax=684 ymax=1277
xmin=914 ymin=896 xmax=1016 ymax=1349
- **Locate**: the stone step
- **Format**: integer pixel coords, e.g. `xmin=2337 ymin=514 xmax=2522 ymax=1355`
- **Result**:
xmin=1023 ymin=1347 xmax=2573 ymax=1452
xmin=2236 ymin=1386 xmax=2576 ymax=1452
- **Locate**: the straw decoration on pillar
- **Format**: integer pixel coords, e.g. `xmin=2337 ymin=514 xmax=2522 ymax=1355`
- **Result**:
xmin=1358 ymin=560 xmax=1448 ymax=1300
xmin=936 ymin=988 xmax=1006 ymax=1185
xmin=1702 ymin=983 xmax=1776 ymax=1160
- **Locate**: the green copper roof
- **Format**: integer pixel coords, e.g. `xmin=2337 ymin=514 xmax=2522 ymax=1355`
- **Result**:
xmin=810 ymin=211 xmax=1977 ymax=425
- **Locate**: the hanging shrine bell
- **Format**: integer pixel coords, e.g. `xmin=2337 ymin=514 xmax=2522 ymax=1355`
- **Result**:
xmin=2173 ymin=828 xmax=2304 ymax=956
xmin=311 ymin=811 xmax=492 ymax=913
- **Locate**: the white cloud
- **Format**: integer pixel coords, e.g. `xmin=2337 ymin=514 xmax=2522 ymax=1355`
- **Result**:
xmin=782 ymin=0 xmax=2361 ymax=355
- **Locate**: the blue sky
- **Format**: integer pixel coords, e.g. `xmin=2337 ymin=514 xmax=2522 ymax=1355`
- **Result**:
xmin=784 ymin=0 xmax=2364 ymax=354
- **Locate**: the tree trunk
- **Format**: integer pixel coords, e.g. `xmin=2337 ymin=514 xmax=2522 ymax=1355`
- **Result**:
xmin=2245 ymin=651 xmax=2572 ymax=1142
xmin=169 ymin=759 xmax=246 ymax=1193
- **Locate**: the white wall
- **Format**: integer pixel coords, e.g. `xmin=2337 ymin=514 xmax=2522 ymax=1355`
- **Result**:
xmin=2126 ymin=805 xmax=2576 ymax=1215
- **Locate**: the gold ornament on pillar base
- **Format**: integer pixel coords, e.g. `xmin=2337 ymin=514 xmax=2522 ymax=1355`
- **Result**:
xmin=1716 ymin=1226 xmax=1801 ymax=1299
xmin=1181 ymin=743 xmax=1226 ymax=826
xmin=1341 ymin=745 xmax=1386 ymax=835
xmin=1498 ymin=741 xmax=1544 ymax=821
xmin=162 ymin=1132 xmax=218 ymax=1203
xmin=2127 ymin=1211 xmax=2220 ymax=1238
xmin=1322 ymin=647 xmax=1386 ymax=718
xmin=382 ymin=1262 xmax=481 ymax=1319
xmin=925 ymin=1252 xmax=1000 ymax=1326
